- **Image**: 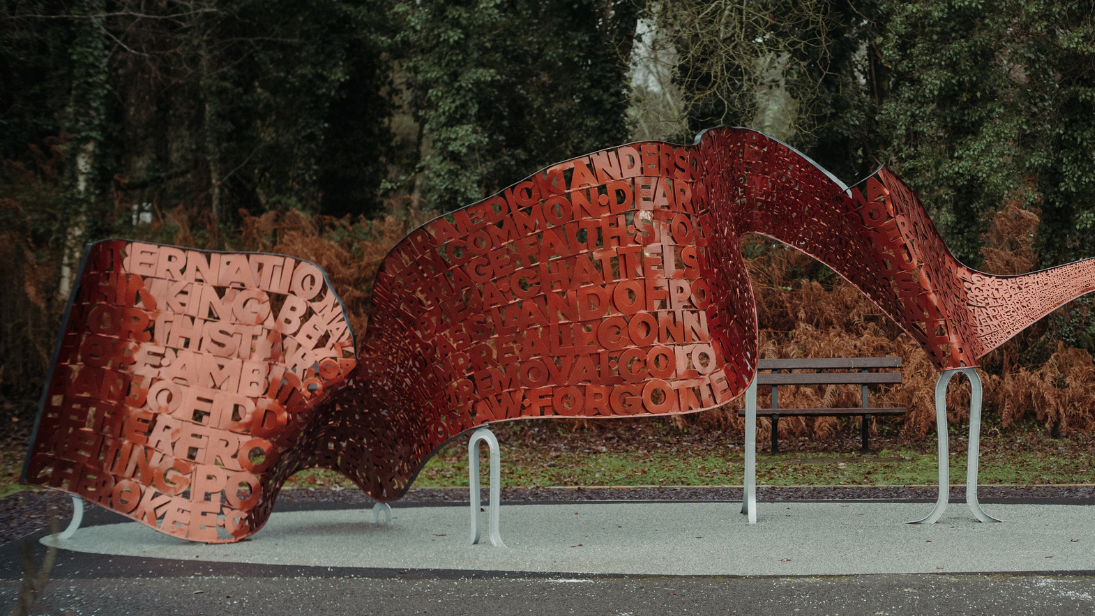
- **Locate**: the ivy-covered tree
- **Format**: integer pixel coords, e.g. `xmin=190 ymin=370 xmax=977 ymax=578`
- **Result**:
xmin=803 ymin=0 xmax=886 ymax=186
xmin=394 ymin=0 xmax=639 ymax=213
xmin=59 ymin=0 xmax=110 ymax=296
xmin=877 ymin=0 xmax=1095 ymax=266
xmin=0 ymin=0 xmax=74 ymax=162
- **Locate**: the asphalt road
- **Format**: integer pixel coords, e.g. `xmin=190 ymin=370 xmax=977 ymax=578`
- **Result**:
xmin=4 ymin=571 xmax=1095 ymax=615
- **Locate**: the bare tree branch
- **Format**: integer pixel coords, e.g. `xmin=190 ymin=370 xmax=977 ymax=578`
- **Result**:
xmin=652 ymin=0 xmax=836 ymax=144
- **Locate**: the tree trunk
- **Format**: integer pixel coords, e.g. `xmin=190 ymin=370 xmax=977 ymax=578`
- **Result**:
xmin=57 ymin=0 xmax=108 ymax=301
xmin=58 ymin=141 xmax=95 ymax=299
xmin=411 ymin=121 xmax=427 ymax=211
xmin=199 ymin=35 xmax=221 ymax=225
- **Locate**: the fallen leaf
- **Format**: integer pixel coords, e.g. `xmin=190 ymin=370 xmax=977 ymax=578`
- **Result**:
xmin=780 ymin=558 xmax=791 ymax=562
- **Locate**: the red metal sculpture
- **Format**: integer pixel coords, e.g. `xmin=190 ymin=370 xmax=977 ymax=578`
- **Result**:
xmin=23 ymin=127 xmax=1095 ymax=542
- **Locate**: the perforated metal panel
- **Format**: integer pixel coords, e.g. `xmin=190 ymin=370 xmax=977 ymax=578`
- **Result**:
xmin=23 ymin=127 xmax=1095 ymax=543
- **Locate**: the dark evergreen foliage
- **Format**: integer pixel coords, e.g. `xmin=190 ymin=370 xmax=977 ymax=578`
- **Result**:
xmin=1 ymin=0 xmax=1093 ymax=419
xmin=394 ymin=0 xmax=639 ymax=212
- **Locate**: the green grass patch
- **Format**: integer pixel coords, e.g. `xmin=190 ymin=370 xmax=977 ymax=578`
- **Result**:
xmin=0 ymin=447 xmax=31 ymax=500
xmin=8 ymin=433 xmax=1095 ymax=496
xmin=280 ymin=438 xmax=1095 ymax=490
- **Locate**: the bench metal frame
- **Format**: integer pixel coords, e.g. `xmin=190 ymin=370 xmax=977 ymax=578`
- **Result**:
xmin=738 ymin=358 xmax=905 ymax=454
xmin=742 ymin=361 xmax=1000 ymax=524
xmin=742 ymin=357 xmax=903 ymax=524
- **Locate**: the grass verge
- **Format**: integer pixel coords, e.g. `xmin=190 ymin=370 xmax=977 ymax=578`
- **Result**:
xmin=5 ymin=423 xmax=1093 ymax=495
xmin=0 ymin=446 xmax=31 ymax=499
xmin=282 ymin=428 xmax=1095 ymax=490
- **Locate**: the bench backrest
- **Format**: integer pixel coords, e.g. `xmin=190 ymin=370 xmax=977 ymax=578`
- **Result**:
xmin=757 ymin=357 xmax=901 ymax=370
xmin=755 ymin=357 xmax=902 ymax=386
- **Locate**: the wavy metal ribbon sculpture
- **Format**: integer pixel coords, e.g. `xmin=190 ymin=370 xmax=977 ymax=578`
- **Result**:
xmin=22 ymin=127 xmax=1095 ymax=542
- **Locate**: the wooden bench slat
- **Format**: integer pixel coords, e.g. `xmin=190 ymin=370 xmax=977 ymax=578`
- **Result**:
xmin=737 ymin=407 xmax=907 ymax=417
xmin=757 ymin=373 xmax=902 ymax=386
xmin=757 ymin=357 xmax=902 ymax=370
xmin=747 ymin=356 xmax=903 ymax=454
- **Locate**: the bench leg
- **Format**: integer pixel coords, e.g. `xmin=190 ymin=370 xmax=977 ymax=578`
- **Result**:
xmin=741 ymin=378 xmax=757 ymax=524
xmin=771 ymin=413 xmax=780 ymax=454
xmin=468 ymin=428 xmax=506 ymax=547
xmin=861 ymin=414 xmax=871 ymax=453
xmin=963 ymin=368 xmax=1001 ymax=523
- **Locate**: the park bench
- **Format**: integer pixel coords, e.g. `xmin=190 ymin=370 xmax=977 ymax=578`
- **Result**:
xmin=738 ymin=357 xmax=905 ymax=454
xmin=738 ymin=357 xmax=905 ymax=523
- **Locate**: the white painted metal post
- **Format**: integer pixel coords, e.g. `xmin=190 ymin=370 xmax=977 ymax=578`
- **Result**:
xmin=52 ymin=495 xmax=83 ymax=542
xmin=371 ymin=502 xmax=392 ymax=524
xmin=963 ymin=368 xmax=1001 ymax=523
xmin=909 ymin=368 xmax=1000 ymax=524
xmin=468 ymin=428 xmax=505 ymax=547
xmin=741 ymin=378 xmax=758 ymax=524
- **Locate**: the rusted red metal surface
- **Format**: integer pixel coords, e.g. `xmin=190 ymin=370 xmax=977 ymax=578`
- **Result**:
xmin=23 ymin=127 xmax=1095 ymax=542
xmin=22 ymin=243 xmax=357 ymax=541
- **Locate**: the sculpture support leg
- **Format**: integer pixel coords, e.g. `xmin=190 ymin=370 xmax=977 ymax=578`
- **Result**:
xmin=963 ymin=368 xmax=1001 ymax=523
xmin=910 ymin=368 xmax=1000 ymax=524
xmin=370 ymin=502 xmax=392 ymax=524
xmin=909 ymin=370 xmax=953 ymax=524
xmin=741 ymin=378 xmax=758 ymax=524
xmin=52 ymin=495 xmax=83 ymax=542
xmin=468 ymin=428 xmax=505 ymax=547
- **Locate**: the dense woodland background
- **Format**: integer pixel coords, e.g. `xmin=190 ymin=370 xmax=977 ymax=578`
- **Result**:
xmin=2 ymin=0 xmax=1093 ymax=442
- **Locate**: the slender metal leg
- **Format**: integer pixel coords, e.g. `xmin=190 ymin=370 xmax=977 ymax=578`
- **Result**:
xmin=771 ymin=413 xmax=780 ymax=454
xmin=861 ymin=378 xmax=871 ymax=453
xmin=468 ymin=428 xmax=506 ymax=547
xmin=908 ymin=370 xmax=953 ymax=524
xmin=861 ymin=413 xmax=872 ymax=453
xmin=963 ymin=368 xmax=1001 ymax=523
xmin=370 ymin=502 xmax=392 ymax=524
xmin=741 ymin=378 xmax=758 ymax=524
xmin=909 ymin=368 xmax=1000 ymax=524
xmin=54 ymin=495 xmax=83 ymax=541
xmin=469 ymin=430 xmax=484 ymax=545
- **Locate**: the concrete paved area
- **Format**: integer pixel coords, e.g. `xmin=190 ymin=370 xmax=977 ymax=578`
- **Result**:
xmin=5 ymin=499 xmax=1095 ymax=614
xmin=40 ymin=501 xmax=1095 ymax=576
